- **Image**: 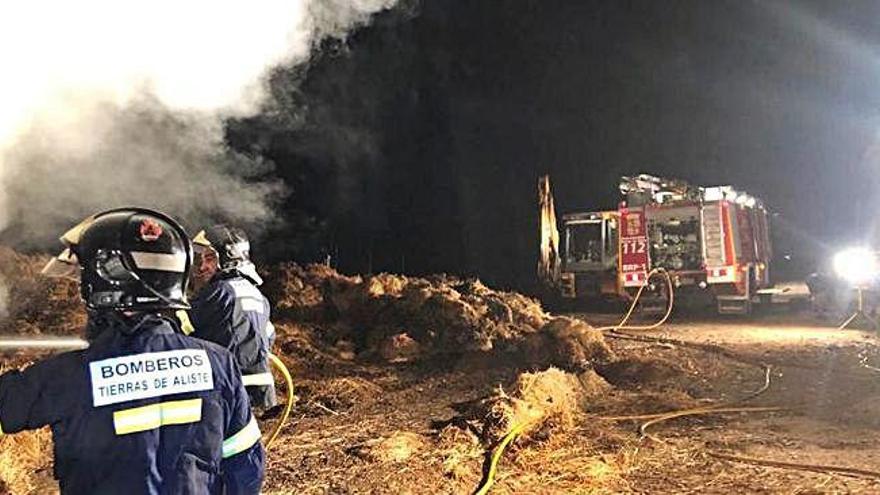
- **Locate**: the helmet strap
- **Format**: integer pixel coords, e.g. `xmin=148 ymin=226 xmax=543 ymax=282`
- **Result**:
xmin=126 ymin=269 xmax=185 ymax=308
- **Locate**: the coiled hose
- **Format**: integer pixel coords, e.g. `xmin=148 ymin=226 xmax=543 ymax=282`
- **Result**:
xmin=595 ymin=267 xmax=675 ymax=333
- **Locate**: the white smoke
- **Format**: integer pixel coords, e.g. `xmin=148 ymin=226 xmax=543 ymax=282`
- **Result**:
xmin=0 ymin=0 xmax=398 ymax=243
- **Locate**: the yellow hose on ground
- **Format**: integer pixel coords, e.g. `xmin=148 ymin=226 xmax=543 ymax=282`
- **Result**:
xmin=601 ymin=365 xmax=775 ymax=426
xmin=472 ymin=269 xmax=676 ymax=494
xmin=265 ymin=353 xmax=294 ymax=449
xmin=600 ymin=405 xmax=784 ymax=423
xmin=595 ymin=267 xmax=675 ymax=333
xmin=473 ymin=420 xmax=531 ymax=495
xmin=638 ymin=406 xmax=784 ymax=442
xmin=708 ymin=452 xmax=880 ymax=479
xmin=589 ymin=276 xmax=880 ymax=481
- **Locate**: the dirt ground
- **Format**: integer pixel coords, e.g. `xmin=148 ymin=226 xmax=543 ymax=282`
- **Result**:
xmin=251 ymin=311 xmax=880 ymax=494
xmin=6 ymin=271 xmax=880 ymax=494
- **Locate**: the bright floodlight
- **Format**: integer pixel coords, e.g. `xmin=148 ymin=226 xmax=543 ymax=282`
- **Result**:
xmin=834 ymin=247 xmax=879 ymax=285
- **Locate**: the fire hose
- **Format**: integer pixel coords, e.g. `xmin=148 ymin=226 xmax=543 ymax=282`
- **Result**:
xmin=265 ymin=353 xmax=294 ymax=448
xmin=473 ymin=421 xmax=531 ymax=495
xmin=594 ymin=267 xmax=675 ymax=334
xmin=473 ymin=268 xmax=677 ymax=494
xmin=595 ymin=270 xmax=880 ymax=480
xmin=472 ymin=268 xmax=880 ymax=494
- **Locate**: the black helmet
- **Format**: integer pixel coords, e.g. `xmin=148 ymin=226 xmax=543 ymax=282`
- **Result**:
xmin=192 ymin=224 xmax=251 ymax=270
xmin=192 ymin=224 xmax=263 ymax=285
xmin=43 ymin=208 xmax=193 ymax=311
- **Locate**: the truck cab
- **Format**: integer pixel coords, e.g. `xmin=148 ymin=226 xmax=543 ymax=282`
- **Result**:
xmin=559 ymin=211 xmax=619 ymax=298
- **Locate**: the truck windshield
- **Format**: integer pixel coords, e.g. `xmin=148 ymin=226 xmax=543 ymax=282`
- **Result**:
xmin=566 ymin=222 xmax=603 ymax=264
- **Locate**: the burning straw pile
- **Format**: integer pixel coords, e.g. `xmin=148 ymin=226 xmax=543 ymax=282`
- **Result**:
xmin=265 ymin=263 xmax=614 ymax=370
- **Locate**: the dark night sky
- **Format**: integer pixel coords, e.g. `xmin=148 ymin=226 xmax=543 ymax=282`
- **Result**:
xmin=231 ymin=0 xmax=880 ymax=289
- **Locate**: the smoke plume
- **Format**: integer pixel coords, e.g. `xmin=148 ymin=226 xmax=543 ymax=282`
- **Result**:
xmin=0 ymin=0 xmax=397 ymax=245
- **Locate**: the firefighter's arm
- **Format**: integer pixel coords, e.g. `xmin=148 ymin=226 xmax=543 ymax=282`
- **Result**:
xmin=220 ymin=360 xmax=265 ymax=495
xmin=0 ymin=354 xmax=73 ymax=434
xmin=189 ymin=283 xmax=236 ymax=347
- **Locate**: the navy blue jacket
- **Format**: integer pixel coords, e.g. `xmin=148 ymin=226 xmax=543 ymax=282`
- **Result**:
xmin=189 ymin=272 xmax=276 ymax=408
xmin=0 ymin=314 xmax=264 ymax=495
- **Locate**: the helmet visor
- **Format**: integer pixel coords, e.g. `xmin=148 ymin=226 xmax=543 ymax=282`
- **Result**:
xmin=41 ymin=247 xmax=80 ymax=280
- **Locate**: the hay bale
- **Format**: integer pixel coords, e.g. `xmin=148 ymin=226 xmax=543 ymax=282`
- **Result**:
xmin=458 ymin=367 xmax=610 ymax=446
xmin=263 ymin=262 xmax=553 ymax=363
xmin=303 ymin=269 xmax=550 ymax=358
xmin=516 ymin=368 xmax=591 ymax=416
xmin=263 ymin=262 xmax=360 ymax=317
xmin=512 ymin=368 xmax=610 ymax=431
xmin=432 ymin=368 xmax=615 ymax=491
xmin=522 ymin=317 xmax=616 ymax=371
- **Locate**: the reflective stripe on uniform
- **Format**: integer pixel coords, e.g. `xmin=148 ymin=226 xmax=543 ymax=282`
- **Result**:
xmin=176 ymin=310 xmax=196 ymax=335
xmin=228 ymin=279 xmax=266 ymax=313
xmin=229 ymin=280 xmax=262 ymax=300
xmin=266 ymin=321 xmax=276 ymax=339
xmin=113 ymin=398 xmax=203 ymax=435
xmin=239 ymin=298 xmax=265 ymax=314
xmin=174 ymin=309 xmax=196 ymax=335
xmin=241 ymin=372 xmax=274 ymax=387
xmin=222 ymin=415 xmax=261 ymax=458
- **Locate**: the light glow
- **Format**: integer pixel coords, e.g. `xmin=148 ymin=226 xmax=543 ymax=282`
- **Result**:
xmin=833 ymin=247 xmax=879 ymax=285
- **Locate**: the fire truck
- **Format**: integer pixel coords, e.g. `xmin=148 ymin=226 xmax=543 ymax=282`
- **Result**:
xmin=539 ymin=174 xmax=772 ymax=314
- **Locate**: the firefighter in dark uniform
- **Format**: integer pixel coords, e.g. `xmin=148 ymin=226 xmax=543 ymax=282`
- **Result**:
xmin=0 ymin=208 xmax=264 ymax=494
xmin=187 ymin=225 xmax=277 ymax=409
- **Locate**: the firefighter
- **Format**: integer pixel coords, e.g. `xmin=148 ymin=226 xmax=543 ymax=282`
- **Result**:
xmin=187 ymin=224 xmax=277 ymax=410
xmin=0 ymin=208 xmax=264 ymax=494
